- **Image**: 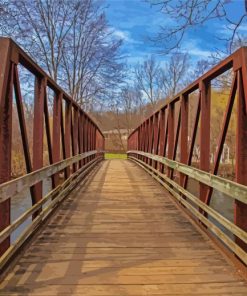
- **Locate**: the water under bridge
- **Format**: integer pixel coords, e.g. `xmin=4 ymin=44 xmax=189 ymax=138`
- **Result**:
xmin=0 ymin=38 xmax=247 ymax=295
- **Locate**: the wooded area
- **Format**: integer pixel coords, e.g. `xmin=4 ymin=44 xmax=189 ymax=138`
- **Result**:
xmin=0 ymin=0 xmax=245 ymax=176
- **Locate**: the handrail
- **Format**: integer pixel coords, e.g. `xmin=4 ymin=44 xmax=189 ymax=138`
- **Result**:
xmin=128 ymin=152 xmax=247 ymax=265
xmin=0 ymin=150 xmax=97 ymax=203
xmin=128 ymin=151 xmax=247 ymax=204
xmin=0 ymin=154 xmax=102 ymax=270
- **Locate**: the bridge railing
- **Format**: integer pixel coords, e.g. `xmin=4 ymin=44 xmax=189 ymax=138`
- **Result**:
xmin=128 ymin=47 xmax=247 ymax=265
xmin=0 ymin=38 xmax=104 ymax=270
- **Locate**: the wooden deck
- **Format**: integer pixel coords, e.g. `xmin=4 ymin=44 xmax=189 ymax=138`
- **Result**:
xmin=1 ymin=159 xmax=247 ymax=295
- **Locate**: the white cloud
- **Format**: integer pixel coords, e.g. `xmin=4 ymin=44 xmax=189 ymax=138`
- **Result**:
xmin=187 ymin=47 xmax=213 ymax=58
xmin=217 ymin=22 xmax=247 ymax=37
xmin=238 ymin=24 xmax=247 ymax=32
xmin=182 ymin=40 xmax=213 ymax=59
xmin=113 ymin=29 xmax=130 ymax=41
xmin=111 ymin=28 xmax=142 ymax=45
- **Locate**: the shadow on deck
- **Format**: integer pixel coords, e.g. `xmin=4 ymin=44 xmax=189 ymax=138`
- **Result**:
xmin=0 ymin=159 xmax=247 ymax=295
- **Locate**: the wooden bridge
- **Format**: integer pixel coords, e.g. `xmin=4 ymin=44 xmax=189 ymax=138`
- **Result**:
xmin=0 ymin=38 xmax=247 ymax=295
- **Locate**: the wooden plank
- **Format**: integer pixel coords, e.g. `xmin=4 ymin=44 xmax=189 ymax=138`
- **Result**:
xmin=129 ymin=157 xmax=247 ymax=264
xmin=1 ymin=283 xmax=247 ymax=296
xmin=1 ymin=160 xmax=246 ymax=295
xmin=0 ymin=157 xmax=101 ymax=270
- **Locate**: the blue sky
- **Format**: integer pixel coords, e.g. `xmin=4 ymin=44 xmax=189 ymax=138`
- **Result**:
xmin=105 ymin=0 xmax=247 ymax=65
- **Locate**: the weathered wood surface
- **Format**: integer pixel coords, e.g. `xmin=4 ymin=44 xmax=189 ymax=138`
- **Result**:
xmin=0 ymin=159 xmax=247 ymax=295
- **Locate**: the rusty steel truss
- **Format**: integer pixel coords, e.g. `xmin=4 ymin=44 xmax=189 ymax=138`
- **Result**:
xmin=128 ymin=47 xmax=247 ymax=262
xmin=0 ymin=38 xmax=105 ymax=261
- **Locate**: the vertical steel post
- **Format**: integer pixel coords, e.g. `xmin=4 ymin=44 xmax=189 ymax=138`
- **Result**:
xmin=32 ymin=77 xmax=45 ymax=207
xmin=158 ymin=108 xmax=166 ymax=172
xmin=135 ymin=129 xmax=138 ymax=151
xmin=180 ymin=94 xmax=188 ymax=187
xmin=153 ymin=112 xmax=159 ymax=168
xmin=144 ymin=120 xmax=149 ymax=164
xmin=235 ymin=69 xmax=247 ymax=251
xmin=138 ymin=126 xmax=141 ymax=153
xmin=84 ymin=117 xmax=88 ymax=164
xmin=0 ymin=41 xmax=13 ymax=254
xmin=167 ymin=103 xmax=175 ymax=178
xmin=141 ymin=124 xmax=144 ymax=157
xmin=80 ymin=114 xmax=85 ymax=165
xmin=64 ymin=101 xmax=72 ymax=178
xmin=199 ymin=80 xmax=211 ymax=204
xmin=52 ymin=92 xmax=62 ymax=187
xmin=148 ymin=116 xmax=154 ymax=166
xmin=72 ymin=107 xmax=79 ymax=172
xmin=141 ymin=123 xmax=145 ymax=161
xmin=89 ymin=121 xmax=93 ymax=160
xmin=93 ymin=125 xmax=96 ymax=158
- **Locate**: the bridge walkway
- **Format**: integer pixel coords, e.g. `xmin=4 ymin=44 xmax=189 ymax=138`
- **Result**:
xmin=1 ymin=160 xmax=247 ymax=295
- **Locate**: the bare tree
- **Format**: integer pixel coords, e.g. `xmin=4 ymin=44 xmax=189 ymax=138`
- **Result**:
xmin=120 ymin=85 xmax=145 ymax=133
xmin=0 ymin=0 xmax=80 ymax=81
xmin=96 ymin=84 xmax=145 ymax=151
xmin=158 ymin=52 xmax=189 ymax=98
xmin=134 ymin=56 xmax=162 ymax=111
xmin=147 ymin=0 xmax=247 ymax=53
xmin=0 ymin=0 xmax=124 ymax=109
xmin=60 ymin=1 xmax=124 ymax=109
xmin=191 ymin=59 xmax=211 ymax=79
